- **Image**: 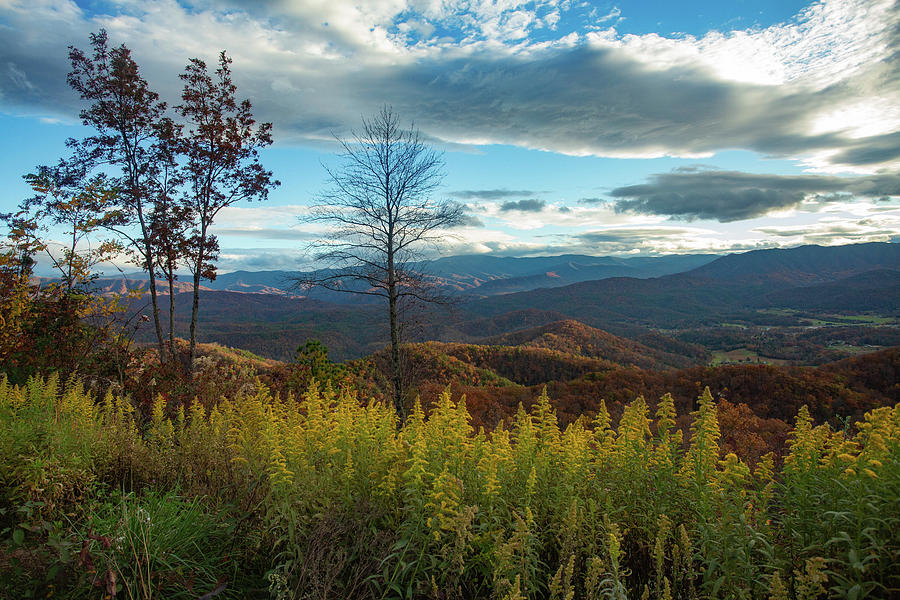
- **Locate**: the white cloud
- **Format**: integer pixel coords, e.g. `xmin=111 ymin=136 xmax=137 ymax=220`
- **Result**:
xmin=752 ymin=212 xmax=900 ymax=246
xmin=0 ymin=0 xmax=897 ymax=171
xmin=214 ymin=205 xmax=311 ymax=230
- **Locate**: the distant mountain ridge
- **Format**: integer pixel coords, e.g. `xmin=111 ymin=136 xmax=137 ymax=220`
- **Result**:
xmin=75 ymin=252 xmax=720 ymax=299
xmin=119 ymin=242 xmax=898 ymax=362
xmin=469 ymin=242 xmax=900 ymax=329
xmin=687 ymin=242 xmax=900 ymax=284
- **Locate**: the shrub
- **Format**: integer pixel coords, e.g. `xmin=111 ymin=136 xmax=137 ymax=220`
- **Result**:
xmin=1 ymin=374 xmax=897 ymax=599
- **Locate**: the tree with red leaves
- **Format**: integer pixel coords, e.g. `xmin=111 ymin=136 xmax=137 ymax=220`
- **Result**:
xmin=176 ymin=51 xmax=279 ymax=370
xmin=66 ymin=30 xmax=177 ymax=362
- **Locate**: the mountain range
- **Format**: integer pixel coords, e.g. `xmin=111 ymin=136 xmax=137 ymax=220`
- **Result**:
xmin=61 ymin=252 xmax=718 ymax=299
xmin=114 ymin=242 xmax=898 ymax=362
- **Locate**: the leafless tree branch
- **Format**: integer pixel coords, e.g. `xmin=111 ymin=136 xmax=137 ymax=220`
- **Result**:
xmin=295 ymin=106 xmax=463 ymax=418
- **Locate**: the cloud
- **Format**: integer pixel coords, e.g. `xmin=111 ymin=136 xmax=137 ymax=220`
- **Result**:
xmin=450 ymin=189 xmax=538 ymax=200
xmin=576 ymin=227 xmax=707 ymax=243
xmin=577 ymin=197 xmax=607 ymax=205
xmin=753 ymin=213 xmax=900 ymax=246
xmin=610 ymin=170 xmax=900 ymax=222
xmin=0 ymin=0 xmax=897 ymax=170
xmin=214 ymin=227 xmax=319 ymax=241
xmin=499 ymin=199 xmax=546 ymax=212
xmin=829 ymin=132 xmax=900 ymax=167
xmin=593 ymin=7 xmax=622 ymax=25
xmin=217 ymin=248 xmax=309 ymax=272
xmin=543 ymin=225 xmax=776 ymax=256
xmin=455 ymin=213 xmax=486 ymax=227
xmin=6 ymin=62 xmax=34 ymax=91
xmin=214 ymin=205 xmax=311 ymax=228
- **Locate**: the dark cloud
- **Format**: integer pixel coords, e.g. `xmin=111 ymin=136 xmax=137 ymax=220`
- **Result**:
xmin=576 ymin=228 xmax=699 ymax=243
xmin=0 ymin=2 xmax=896 ymax=170
xmin=499 ymin=199 xmax=546 ymax=212
xmin=617 ymin=188 xmax=809 ymax=222
xmin=831 ymin=132 xmax=900 ymax=166
xmin=382 ymin=43 xmax=897 ymax=169
xmin=456 ymin=214 xmax=485 ymax=227
xmin=450 ymin=189 xmax=538 ymax=200
xmin=610 ymin=171 xmax=900 ymax=222
xmin=577 ymin=197 xmax=607 ymax=205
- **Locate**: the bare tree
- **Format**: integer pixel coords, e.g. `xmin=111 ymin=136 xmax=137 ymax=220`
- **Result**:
xmin=177 ymin=51 xmax=278 ymax=370
xmin=298 ymin=107 xmax=463 ymax=419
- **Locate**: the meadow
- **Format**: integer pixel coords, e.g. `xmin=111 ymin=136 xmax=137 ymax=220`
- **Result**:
xmin=1 ymin=374 xmax=897 ymax=599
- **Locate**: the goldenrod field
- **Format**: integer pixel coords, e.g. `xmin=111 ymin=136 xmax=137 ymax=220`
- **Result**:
xmin=0 ymin=375 xmax=897 ymax=599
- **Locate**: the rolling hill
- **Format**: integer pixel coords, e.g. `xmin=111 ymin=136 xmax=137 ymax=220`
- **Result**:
xmin=484 ymin=319 xmax=701 ymax=369
xmin=763 ymin=269 xmax=900 ymax=311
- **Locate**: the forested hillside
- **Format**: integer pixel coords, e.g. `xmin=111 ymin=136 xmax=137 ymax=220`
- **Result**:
xmin=3 ymin=240 xmax=899 ymax=599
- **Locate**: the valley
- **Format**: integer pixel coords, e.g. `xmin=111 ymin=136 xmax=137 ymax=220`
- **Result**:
xmin=124 ymin=242 xmax=899 ymax=372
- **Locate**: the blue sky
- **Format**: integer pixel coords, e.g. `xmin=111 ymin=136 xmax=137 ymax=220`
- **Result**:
xmin=1 ymin=0 xmax=898 ymax=273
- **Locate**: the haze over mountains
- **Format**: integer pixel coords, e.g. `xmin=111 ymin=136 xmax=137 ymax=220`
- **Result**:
xmin=471 ymin=242 xmax=900 ymax=327
xmin=73 ymin=252 xmax=719 ymax=298
xmin=110 ymin=242 xmax=899 ymax=363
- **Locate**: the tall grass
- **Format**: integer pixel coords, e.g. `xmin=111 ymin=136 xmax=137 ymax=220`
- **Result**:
xmin=0 ymin=374 xmax=897 ymax=599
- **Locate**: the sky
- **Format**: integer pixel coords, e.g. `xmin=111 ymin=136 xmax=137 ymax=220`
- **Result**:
xmin=1 ymin=0 xmax=899 ymax=273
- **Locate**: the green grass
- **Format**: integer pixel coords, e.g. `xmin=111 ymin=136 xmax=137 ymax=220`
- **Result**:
xmin=755 ymin=309 xmax=898 ymax=328
xmin=825 ymin=342 xmax=885 ymax=355
xmin=821 ymin=313 xmax=896 ymax=325
xmin=84 ymin=490 xmax=236 ymax=600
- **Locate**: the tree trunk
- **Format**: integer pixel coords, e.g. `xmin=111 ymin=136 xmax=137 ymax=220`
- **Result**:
xmin=166 ymin=264 xmax=177 ymax=363
xmin=134 ymin=186 xmax=166 ymax=363
xmin=188 ymin=226 xmax=205 ymax=373
xmin=188 ymin=268 xmax=200 ymax=372
xmin=389 ymin=287 xmax=403 ymax=421
xmin=144 ymin=242 xmax=167 ymax=363
xmin=387 ymin=225 xmax=404 ymax=421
